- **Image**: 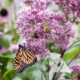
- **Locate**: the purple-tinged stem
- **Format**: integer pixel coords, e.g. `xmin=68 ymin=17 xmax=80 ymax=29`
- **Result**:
xmin=67 ymin=39 xmax=80 ymax=50
xmin=67 ymin=50 xmax=80 ymax=65
xmin=52 ymin=48 xmax=66 ymax=80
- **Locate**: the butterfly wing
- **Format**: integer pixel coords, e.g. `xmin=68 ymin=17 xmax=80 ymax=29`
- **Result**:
xmin=21 ymin=49 xmax=37 ymax=67
xmin=14 ymin=44 xmax=37 ymax=73
xmin=14 ymin=48 xmax=26 ymax=73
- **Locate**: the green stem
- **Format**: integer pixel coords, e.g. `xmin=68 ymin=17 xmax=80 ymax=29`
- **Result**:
xmin=54 ymin=73 xmax=61 ymax=80
xmin=0 ymin=70 xmax=4 ymax=80
xmin=48 ymin=72 xmax=49 ymax=80
xmin=48 ymin=61 xmax=49 ymax=80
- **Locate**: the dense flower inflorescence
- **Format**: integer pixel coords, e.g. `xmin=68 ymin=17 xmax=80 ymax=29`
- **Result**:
xmin=16 ymin=8 xmax=51 ymax=59
xmin=71 ymin=65 xmax=80 ymax=74
xmin=33 ymin=0 xmax=52 ymax=10
xmin=54 ymin=0 xmax=80 ymax=22
xmin=52 ymin=22 xmax=75 ymax=49
xmin=16 ymin=0 xmax=75 ymax=59
xmin=23 ymin=0 xmax=52 ymax=10
xmin=16 ymin=8 xmax=39 ymax=39
xmin=16 ymin=7 xmax=75 ymax=50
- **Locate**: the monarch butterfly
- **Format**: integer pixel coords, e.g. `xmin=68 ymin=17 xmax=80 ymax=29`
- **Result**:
xmin=14 ymin=44 xmax=37 ymax=73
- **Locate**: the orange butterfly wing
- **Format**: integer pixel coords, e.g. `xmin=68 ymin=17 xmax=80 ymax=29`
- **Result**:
xmin=14 ymin=44 xmax=37 ymax=73
xmin=21 ymin=49 xmax=37 ymax=66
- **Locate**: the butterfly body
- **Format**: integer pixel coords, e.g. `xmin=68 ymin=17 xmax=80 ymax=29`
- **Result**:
xmin=14 ymin=44 xmax=37 ymax=73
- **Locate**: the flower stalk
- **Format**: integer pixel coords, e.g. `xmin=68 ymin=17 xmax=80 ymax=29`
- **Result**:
xmin=52 ymin=48 xmax=66 ymax=80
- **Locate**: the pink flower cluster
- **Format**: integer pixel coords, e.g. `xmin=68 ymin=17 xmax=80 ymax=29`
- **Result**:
xmin=71 ymin=65 xmax=80 ymax=74
xmin=54 ymin=0 xmax=80 ymax=22
xmin=52 ymin=22 xmax=74 ymax=49
xmin=16 ymin=0 xmax=75 ymax=59
xmin=23 ymin=0 xmax=52 ymax=10
xmin=16 ymin=8 xmax=75 ymax=49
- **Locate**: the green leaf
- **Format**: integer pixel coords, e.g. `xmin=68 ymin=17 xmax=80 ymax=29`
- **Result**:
xmin=56 ymin=63 xmax=64 ymax=77
xmin=48 ymin=41 xmax=54 ymax=52
xmin=3 ymin=68 xmax=17 ymax=80
xmin=0 ymin=55 xmax=16 ymax=80
xmin=6 ymin=30 xmax=13 ymax=34
xmin=0 ymin=37 xmax=10 ymax=48
xmin=31 ymin=70 xmax=42 ymax=80
xmin=48 ymin=41 xmax=60 ymax=53
xmin=3 ymin=50 xmax=15 ymax=59
xmin=12 ymin=34 xmax=19 ymax=44
xmin=22 ymin=60 xmax=48 ymax=80
xmin=63 ymin=47 xmax=79 ymax=61
xmin=64 ymin=73 xmax=73 ymax=79
xmin=13 ymin=66 xmax=37 ymax=80
xmin=12 ymin=29 xmax=20 ymax=44
xmin=0 ymin=56 xmax=11 ymax=75
xmin=23 ymin=66 xmax=37 ymax=79
xmin=35 ymin=61 xmax=48 ymax=80
xmin=3 ymin=68 xmax=14 ymax=78
xmin=5 ymin=0 xmax=13 ymax=6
